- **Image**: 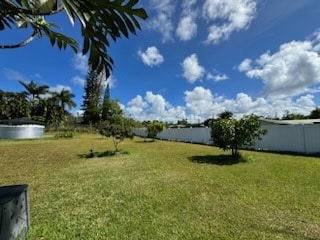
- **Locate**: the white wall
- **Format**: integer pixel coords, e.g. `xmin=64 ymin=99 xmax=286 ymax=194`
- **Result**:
xmin=133 ymin=125 xmax=320 ymax=154
xmin=256 ymin=125 xmax=320 ymax=154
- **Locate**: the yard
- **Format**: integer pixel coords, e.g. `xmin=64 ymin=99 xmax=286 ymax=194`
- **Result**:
xmin=0 ymin=134 xmax=319 ymax=239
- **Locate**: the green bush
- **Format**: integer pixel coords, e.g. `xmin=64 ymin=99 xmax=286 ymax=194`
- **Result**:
xmin=54 ymin=128 xmax=75 ymax=138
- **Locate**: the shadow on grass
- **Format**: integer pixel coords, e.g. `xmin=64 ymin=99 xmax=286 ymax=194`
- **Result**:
xmin=134 ymin=139 xmax=156 ymax=143
xmin=189 ymin=154 xmax=247 ymax=165
xmin=249 ymin=148 xmax=320 ymax=158
xmin=78 ymin=149 xmax=129 ymax=159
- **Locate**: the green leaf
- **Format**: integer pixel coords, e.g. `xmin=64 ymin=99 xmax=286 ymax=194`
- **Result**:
xmin=30 ymin=0 xmax=57 ymax=14
xmin=16 ymin=18 xmax=28 ymax=28
xmin=60 ymin=0 xmax=75 ymax=26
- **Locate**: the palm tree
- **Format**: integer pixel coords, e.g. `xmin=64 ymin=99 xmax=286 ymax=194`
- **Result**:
xmin=52 ymin=89 xmax=76 ymax=112
xmin=18 ymin=80 xmax=49 ymax=102
xmin=18 ymin=80 xmax=49 ymax=117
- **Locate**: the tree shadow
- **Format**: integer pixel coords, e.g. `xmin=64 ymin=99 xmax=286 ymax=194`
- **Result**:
xmin=78 ymin=149 xmax=129 ymax=159
xmin=134 ymin=139 xmax=156 ymax=143
xmin=188 ymin=154 xmax=247 ymax=165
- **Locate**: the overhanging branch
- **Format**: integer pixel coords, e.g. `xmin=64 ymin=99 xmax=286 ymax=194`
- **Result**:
xmin=0 ymin=31 xmax=37 ymax=49
xmin=2 ymin=1 xmax=64 ymax=17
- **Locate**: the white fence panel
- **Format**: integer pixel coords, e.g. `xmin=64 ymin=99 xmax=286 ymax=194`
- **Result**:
xmin=256 ymin=125 xmax=306 ymax=153
xmin=133 ymin=128 xmax=147 ymax=137
xmin=134 ymin=125 xmax=320 ymax=154
xmin=304 ymin=125 xmax=320 ymax=153
xmin=156 ymin=127 xmax=211 ymax=144
xmin=192 ymin=127 xmax=211 ymax=144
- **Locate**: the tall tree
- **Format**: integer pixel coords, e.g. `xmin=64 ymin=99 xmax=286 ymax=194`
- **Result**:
xmin=81 ymin=68 xmax=105 ymax=124
xmin=0 ymin=0 xmax=148 ymax=75
xmin=101 ymin=82 xmax=119 ymax=121
xmin=18 ymin=80 xmax=49 ymax=102
xmin=52 ymin=88 xmax=76 ymax=112
xmin=18 ymin=80 xmax=49 ymax=116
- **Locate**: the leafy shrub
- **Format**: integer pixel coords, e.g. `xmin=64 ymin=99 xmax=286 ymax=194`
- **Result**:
xmin=211 ymin=115 xmax=267 ymax=156
xmin=54 ymin=128 xmax=75 ymax=138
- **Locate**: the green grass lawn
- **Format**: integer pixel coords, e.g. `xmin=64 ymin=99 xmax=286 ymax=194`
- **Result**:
xmin=0 ymin=134 xmax=319 ymax=240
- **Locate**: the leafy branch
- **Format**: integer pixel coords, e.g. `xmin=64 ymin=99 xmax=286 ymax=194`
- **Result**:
xmin=0 ymin=0 xmax=148 ymax=75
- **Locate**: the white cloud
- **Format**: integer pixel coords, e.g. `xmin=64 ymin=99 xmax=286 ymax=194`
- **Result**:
xmin=49 ymin=84 xmax=72 ymax=93
xmin=124 ymin=87 xmax=316 ymax=123
xmin=73 ymin=53 xmax=88 ymax=75
xmin=202 ymin=0 xmax=257 ymax=44
xmin=146 ymin=0 xmax=256 ymax=44
xmin=71 ymin=76 xmax=85 ymax=86
xmin=34 ymin=73 xmax=42 ymax=79
xmin=71 ymin=54 xmax=88 ymax=88
xmin=125 ymin=92 xmax=186 ymax=122
xmin=176 ymin=0 xmax=198 ymax=41
xmin=147 ymin=0 xmax=175 ymax=43
xmin=2 ymin=68 xmax=25 ymax=81
xmin=207 ymin=73 xmax=228 ymax=82
xmin=181 ymin=54 xmax=205 ymax=83
xmin=184 ymin=86 xmax=214 ymax=116
xmin=239 ymin=34 xmax=320 ymax=98
xmin=176 ymin=16 xmax=198 ymax=41
xmin=183 ymin=86 xmax=316 ymax=121
xmin=138 ymin=46 xmax=164 ymax=67
xmin=127 ymin=95 xmax=149 ymax=116
xmin=238 ymin=58 xmax=252 ymax=72
xmin=145 ymin=91 xmax=167 ymax=115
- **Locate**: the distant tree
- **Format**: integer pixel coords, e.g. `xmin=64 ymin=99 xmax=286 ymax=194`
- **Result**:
xmin=282 ymin=110 xmax=306 ymax=120
xmin=52 ymin=89 xmax=76 ymax=112
xmin=211 ymin=115 xmax=267 ymax=156
xmin=101 ymin=83 xmax=122 ymax=122
xmin=33 ymin=97 xmax=64 ymax=124
xmin=101 ymin=98 xmax=123 ymax=122
xmin=18 ymin=80 xmax=49 ymax=102
xmin=0 ymin=90 xmax=30 ymax=119
xmin=42 ymin=91 xmax=77 ymax=126
xmin=203 ymin=118 xmax=215 ymax=127
xmin=0 ymin=0 xmax=148 ymax=75
xmin=177 ymin=119 xmax=188 ymax=126
xmin=99 ymin=100 xmax=133 ymax=152
xmin=82 ymin=69 xmax=105 ymax=125
xmin=308 ymin=108 xmax=320 ymax=119
xmin=18 ymin=80 xmax=49 ymax=116
xmin=146 ymin=121 xmax=166 ymax=141
xmin=218 ymin=111 xmax=233 ymax=120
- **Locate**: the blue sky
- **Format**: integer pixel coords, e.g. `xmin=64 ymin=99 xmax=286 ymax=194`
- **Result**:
xmin=2 ymin=0 xmax=320 ymax=123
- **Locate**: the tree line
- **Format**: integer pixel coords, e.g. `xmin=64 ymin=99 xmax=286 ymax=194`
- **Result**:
xmin=0 ymin=80 xmax=76 ymax=125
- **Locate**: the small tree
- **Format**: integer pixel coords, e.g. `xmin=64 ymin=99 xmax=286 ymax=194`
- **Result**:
xmin=211 ymin=115 xmax=267 ymax=156
xmin=98 ymin=99 xmax=134 ymax=152
xmin=99 ymin=117 xmax=134 ymax=152
xmin=146 ymin=121 xmax=166 ymax=141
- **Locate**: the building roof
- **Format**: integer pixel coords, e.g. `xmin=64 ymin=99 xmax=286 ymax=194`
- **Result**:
xmin=260 ymin=118 xmax=320 ymax=125
xmin=0 ymin=118 xmax=45 ymax=126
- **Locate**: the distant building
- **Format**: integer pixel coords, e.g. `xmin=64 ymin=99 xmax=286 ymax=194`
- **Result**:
xmin=0 ymin=119 xmax=45 ymax=139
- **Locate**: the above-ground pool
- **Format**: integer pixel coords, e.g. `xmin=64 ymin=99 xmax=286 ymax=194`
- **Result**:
xmin=0 ymin=119 xmax=45 ymax=139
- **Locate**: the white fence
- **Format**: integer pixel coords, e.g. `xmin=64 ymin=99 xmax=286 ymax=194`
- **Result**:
xmin=133 ymin=125 xmax=320 ymax=154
